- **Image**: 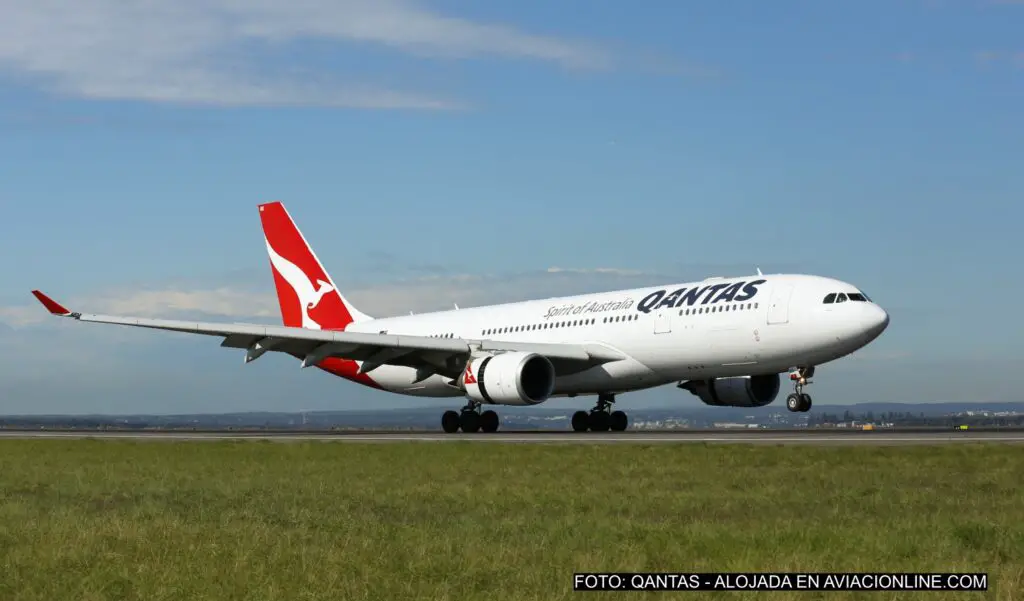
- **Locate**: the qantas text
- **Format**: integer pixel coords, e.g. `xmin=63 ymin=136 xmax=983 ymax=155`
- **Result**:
xmin=635 ymin=279 xmax=767 ymax=314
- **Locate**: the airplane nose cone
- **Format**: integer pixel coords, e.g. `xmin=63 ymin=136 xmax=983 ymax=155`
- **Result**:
xmin=864 ymin=305 xmax=889 ymax=340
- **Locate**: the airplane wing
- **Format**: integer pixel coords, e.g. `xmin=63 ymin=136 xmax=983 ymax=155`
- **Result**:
xmin=30 ymin=291 xmax=624 ymax=380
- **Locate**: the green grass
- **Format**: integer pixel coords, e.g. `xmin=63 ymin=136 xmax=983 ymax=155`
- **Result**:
xmin=0 ymin=440 xmax=1020 ymax=600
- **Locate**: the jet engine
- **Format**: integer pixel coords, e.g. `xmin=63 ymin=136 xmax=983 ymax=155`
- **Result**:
xmin=462 ymin=352 xmax=556 ymax=406
xmin=678 ymin=374 xmax=780 ymax=408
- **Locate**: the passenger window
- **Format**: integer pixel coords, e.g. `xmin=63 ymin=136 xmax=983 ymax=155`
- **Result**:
xmin=823 ymin=293 xmax=836 ymax=304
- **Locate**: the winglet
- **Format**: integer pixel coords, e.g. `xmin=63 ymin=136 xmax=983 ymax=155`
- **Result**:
xmin=31 ymin=290 xmax=75 ymax=316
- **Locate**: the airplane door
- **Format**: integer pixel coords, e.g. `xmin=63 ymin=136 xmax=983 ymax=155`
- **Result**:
xmin=766 ymin=284 xmax=794 ymax=325
xmin=654 ymin=308 xmax=672 ymax=334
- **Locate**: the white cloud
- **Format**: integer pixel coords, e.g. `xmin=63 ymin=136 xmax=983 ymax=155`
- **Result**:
xmin=0 ymin=268 xmax=667 ymax=328
xmin=545 ymin=266 xmax=646 ymax=276
xmin=972 ymin=50 xmax=1024 ymax=69
xmin=0 ymin=0 xmax=610 ymax=109
xmin=0 ymin=287 xmax=279 ymax=328
xmin=0 ymin=305 xmax=47 ymax=328
xmin=91 ymin=287 xmax=280 ymax=321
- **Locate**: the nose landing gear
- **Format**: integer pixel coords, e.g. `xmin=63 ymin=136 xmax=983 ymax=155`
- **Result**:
xmin=785 ymin=366 xmax=814 ymax=412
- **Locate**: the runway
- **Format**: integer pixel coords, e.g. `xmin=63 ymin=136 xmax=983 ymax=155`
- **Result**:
xmin=1 ymin=429 xmax=1022 ymax=445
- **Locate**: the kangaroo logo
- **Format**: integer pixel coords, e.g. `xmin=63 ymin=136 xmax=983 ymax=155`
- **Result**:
xmin=265 ymin=239 xmax=335 ymax=330
xmin=463 ymin=363 xmax=477 ymax=385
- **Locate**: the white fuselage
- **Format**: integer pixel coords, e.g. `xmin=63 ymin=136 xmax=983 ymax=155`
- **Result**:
xmin=345 ymin=273 xmax=889 ymax=399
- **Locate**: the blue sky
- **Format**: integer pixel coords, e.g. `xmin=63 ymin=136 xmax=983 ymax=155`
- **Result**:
xmin=0 ymin=0 xmax=1021 ymax=415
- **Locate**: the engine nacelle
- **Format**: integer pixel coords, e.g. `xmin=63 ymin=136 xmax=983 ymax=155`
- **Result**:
xmin=462 ymin=352 xmax=555 ymax=406
xmin=678 ymin=373 xmax=781 ymax=408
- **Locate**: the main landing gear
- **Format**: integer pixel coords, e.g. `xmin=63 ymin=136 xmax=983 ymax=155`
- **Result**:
xmin=572 ymin=393 xmax=629 ymax=432
xmin=785 ymin=366 xmax=815 ymax=413
xmin=441 ymin=401 xmax=500 ymax=433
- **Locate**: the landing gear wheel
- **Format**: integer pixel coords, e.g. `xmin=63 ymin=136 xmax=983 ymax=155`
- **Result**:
xmin=480 ymin=410 xmax=499 ymax=433
xmin=460 ymin=411 xmax=480 ymax=433
xmin=584 ymin=393 xmax=618 ymax=432
xmin=441 ymin=410 xmax=460 ymax=433
xmin=786 ymin=367 xmax=817 ymax=413
xmin=572 ymin=411 xmax=589 ymax=432
xmin=609 ymin=410 xmax=628 ymax=432
xmin=590 ymin=411 xmax=611 ymax=432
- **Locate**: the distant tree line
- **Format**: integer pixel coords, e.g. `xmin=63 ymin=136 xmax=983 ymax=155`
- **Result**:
xmin=808 ymin=411 xmax=1024 ymax=428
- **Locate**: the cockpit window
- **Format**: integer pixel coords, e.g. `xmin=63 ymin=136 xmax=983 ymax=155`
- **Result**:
xmin=823 ymin=293 xmax=836 ymax=304
xmin=835 ymin=293 xmax=848 ymax=303
xmin=848 ymin=293 xmax=867 ymax=302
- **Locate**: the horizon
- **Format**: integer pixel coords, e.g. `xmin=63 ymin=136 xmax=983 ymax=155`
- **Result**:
xmin=5 ymin=400 xmax=1024 ymax=419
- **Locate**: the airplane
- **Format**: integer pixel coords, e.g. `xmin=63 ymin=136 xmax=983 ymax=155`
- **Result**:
xmin=31 ymin=201 xmax=890 ymax=433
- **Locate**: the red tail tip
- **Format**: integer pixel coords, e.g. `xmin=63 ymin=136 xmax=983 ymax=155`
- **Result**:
xmin=31 ymin=290 xmax=72 ymax=315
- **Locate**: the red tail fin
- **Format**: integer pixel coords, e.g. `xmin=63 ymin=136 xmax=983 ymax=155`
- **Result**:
xmin=259 ymin=201 xmax=370 ymax=330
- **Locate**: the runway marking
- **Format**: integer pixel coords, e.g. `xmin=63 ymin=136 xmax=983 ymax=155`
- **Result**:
xmin=1 ymin=431 xmax=1022 ymax=445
